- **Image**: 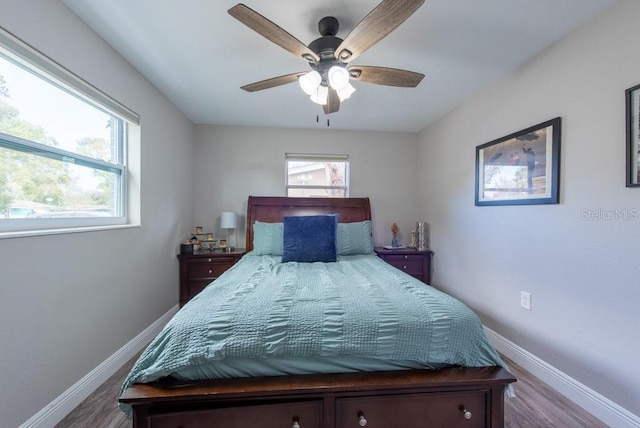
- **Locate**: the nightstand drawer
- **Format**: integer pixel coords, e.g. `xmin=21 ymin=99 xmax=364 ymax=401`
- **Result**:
xmin=179 ymin=252 xmax=244 ymax=306
xmin=188 ymin=262 xmax=234 ymax=279
xmin=374 ymin=248 xmax=433 ymax=284
xmin=386 ymin=259 xmax=423 ymax=274
xmin=384 ymin=254 xmax=424 ymax=263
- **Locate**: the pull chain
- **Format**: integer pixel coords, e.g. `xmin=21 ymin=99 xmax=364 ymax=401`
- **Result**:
xmin=315 ymin=115 xmax=330 ymax=127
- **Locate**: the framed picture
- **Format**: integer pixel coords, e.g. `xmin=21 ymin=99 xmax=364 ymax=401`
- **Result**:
xmin=475 ymin=117 xmax=561 ymax=206
xmin=626 ymin=83 xmax=640 ymax=187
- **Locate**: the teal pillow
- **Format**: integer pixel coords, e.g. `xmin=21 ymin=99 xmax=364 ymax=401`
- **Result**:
xmin=337 ymin=220 xmax=374 ymax=255
xmin=282 ymin=215 xmax=337 ymax=263
xmin=252 ymin=221 xmax=284 ymax=255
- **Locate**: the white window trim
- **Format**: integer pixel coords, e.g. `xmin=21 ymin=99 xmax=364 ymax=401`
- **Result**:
xmin=0 ymin=26 xmax=140 ymax=239
xmin=0 ymin=27 xmax=139 ymax=125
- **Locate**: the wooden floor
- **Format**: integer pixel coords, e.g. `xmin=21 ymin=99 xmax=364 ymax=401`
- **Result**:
xmin=55 ymin=354 xmax=607 ymax=428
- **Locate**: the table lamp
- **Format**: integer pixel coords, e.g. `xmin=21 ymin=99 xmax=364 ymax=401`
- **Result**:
xmin=220 ymin=211 xmax=238 ymax=251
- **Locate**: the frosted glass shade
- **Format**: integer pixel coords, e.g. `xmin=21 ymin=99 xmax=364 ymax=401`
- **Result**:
xmin=310 ymin=85 xmax=328 ymax=105
xmin=328 ymin=65 xmax=349 ymax=90
xmin=336 ymin=82 xmax=356 ymax=101
xmin=298 ymin=71 xmax=321 ymax=95
xmin=220 ymin=211 xmax=237 ymax=229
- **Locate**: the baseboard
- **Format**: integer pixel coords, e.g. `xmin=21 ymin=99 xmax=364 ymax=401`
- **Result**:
xmin=484 ymin=327 xmax=640 ymax=428
xmin=19 ymin=305 xmax=179 ymax=428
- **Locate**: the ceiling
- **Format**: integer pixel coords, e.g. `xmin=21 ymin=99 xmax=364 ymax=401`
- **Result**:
xmin=63 ymin=0 xmax=619 ymax=133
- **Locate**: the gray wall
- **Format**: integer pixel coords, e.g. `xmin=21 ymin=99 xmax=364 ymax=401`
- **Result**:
xmin=416 ymin=0 xmax=640 ymax=415
xmin=2 ymin=0 xmax=638 ymax=426
xmin=193 ymin=125 xmax=419 ymax=248
xmin=0 ymin=1 xmax=195 ymax=427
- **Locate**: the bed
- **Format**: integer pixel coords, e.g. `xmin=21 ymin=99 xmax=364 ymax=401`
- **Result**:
xmin=119 ymin=196 xmax=515 ymax=428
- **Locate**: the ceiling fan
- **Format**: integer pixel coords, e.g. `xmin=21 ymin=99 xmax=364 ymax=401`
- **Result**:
xmin=228 ymin=0 xmax=425 ymax=114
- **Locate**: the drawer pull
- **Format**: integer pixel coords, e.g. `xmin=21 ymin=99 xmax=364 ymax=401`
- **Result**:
xmin=403 ymin=265 xmax=407 ymax=269
xmin=358 ymin=412 xmax=367 ymax=426
xmin=404 ymin=255 xmax=408 ymax=259
xmin=462 ymin=408 xmax=472 ymax=420
xmin=208 ymin=269 xmax=213 ymax=274
xmin=207 ymin=258 xmax=212 ymax=262
xmin=291 ymin=417 xmax=300 ymax=428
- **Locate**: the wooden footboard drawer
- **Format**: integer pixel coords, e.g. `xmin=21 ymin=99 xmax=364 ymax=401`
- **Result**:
xmin=336 ymin=391 xmax=486 ymax=428
xmin=149 ymin=399 xmax=323 ymax=428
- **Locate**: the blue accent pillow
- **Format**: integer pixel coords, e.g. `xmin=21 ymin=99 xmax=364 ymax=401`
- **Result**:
xmin=337 ymin=220 xmax=374 ymax=255
xmin=252 ymin=221 xmax=284 ymax=255
xmin=282 ymin=215 xmax=337 ymax=263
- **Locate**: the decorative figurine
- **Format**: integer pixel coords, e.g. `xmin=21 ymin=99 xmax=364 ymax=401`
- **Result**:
xmin=391 ymin=223 xmax=400 ymax=247
xmin=408 ymin=230 xmax=417 ymax=248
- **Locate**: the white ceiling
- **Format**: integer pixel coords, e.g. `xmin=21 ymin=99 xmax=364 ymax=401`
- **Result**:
xmin=63 ymin=0 xmax=619 ymax=133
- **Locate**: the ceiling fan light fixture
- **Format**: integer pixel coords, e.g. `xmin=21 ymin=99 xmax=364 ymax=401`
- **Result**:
xmin=328 ymin=65 xmax=350 ymax=90
xmin=309 ymin=84 xmax=328 ymax=105
xmin=336 ymin=82 xmax=356 ymax=101
xmin=299 ymin=71 xmax=322 ymax=95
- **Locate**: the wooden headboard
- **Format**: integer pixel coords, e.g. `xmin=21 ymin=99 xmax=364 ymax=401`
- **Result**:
xmin=245 ymin=196 xmax=371 ymax=251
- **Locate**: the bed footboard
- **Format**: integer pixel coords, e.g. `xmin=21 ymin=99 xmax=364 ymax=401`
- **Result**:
xmin=120 ymin=367 xmax=515 ymax=428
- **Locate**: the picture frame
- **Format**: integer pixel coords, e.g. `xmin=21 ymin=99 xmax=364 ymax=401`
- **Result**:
xmin=626 ymin=83 xmax=640 ymax=187
xmin=475 ymin=117 xmax=561 ymax=206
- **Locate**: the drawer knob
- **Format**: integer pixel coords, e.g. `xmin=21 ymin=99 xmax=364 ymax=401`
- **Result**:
xmin=207 ymin=258 xmax=212 ymax=262
xmin=291 ymin=418 xmax=300 ymax=428
xmin=358 ymin=412 xmax=367 ymax=426
xmin=462 ymin=408 xmax=472 ymax=420
xmin=404 ymin=255 xmax=408 ymax=259
xmin=208 ymin=269 xmax=213 ymax=274
xmin=403 ymin=265 xmax=407 ymax=269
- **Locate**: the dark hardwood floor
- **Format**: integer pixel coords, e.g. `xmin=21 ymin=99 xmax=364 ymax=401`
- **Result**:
xmin=55 ymin=354 xmax=607 ymax=428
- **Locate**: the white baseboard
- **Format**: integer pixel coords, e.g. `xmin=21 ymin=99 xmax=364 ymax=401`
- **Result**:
xmin=484 ymin=327 xmax=640 ymax=428
xmin=20 ymin=305 xmax=179 ymax=428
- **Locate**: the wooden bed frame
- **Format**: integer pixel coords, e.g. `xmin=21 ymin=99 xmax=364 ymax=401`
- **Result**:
xmin=120 ymin=196 xmax=515 ymax=428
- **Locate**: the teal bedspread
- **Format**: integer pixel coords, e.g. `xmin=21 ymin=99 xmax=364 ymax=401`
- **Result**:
xmin=120 ymin=253 xmax=504 ymax=413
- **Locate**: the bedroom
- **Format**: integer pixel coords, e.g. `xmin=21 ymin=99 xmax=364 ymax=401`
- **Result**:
xmin=0 ymin=0 xmax=638 ymax=427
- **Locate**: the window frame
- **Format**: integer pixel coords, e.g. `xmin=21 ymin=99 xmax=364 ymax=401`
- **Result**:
xmin=285 ymin=153 xmax=350 ymax=197
xmin=0 ymin=26 xmax=139 ymax=238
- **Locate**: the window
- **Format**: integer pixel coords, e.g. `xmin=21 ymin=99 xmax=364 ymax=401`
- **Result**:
xmin=286 ymin=153 xmax=349 ymax=197
xmin=0 ymin=27 xmax=140 ymax=236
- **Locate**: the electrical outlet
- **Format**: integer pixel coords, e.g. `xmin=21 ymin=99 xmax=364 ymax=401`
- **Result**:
xmin=520 ymin=291 xmax=531 ymax=310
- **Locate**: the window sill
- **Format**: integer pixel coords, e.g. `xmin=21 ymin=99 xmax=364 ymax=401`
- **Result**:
xmin=0 ymin=223 xmax=141 ymax=240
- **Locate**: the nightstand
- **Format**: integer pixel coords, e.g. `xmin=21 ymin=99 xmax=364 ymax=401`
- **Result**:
xmin=178 ymin=250 xmax=244 ymax=306
xmin=374 ymin=247 xmax=433 ymax=284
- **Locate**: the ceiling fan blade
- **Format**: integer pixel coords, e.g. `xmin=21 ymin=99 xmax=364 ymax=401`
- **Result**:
xmin=229 ymin=4 xmax=320 ymax=63
xmin=348 ymin=65 xmax=424 ymax=87
xmin=241 ymin=72 xmax=306 ymax=92
xmin=323 ymin=88 xmax=340 ymax=114
xmin=336 ymin=0 xmax=424 ymax=63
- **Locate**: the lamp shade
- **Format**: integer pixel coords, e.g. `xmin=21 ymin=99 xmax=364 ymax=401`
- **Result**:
xmin=298 ymin=71 xmax=321 ymax=95
xmin=336 ymin=82 xmax=356 ymax=101
xmin=220 ymin=211 xmax=238 ymax=229
xmin=309 ymin=84 xmax=328 ymax=105
xmin=328 ymin=65 xmax=350 ymax=90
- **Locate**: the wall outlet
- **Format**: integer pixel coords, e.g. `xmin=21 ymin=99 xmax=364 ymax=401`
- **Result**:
xmin=520 ymin=291 xmax=531 ymax=310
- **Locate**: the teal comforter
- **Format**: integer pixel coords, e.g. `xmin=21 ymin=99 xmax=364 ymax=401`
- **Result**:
xmin=120 ymin=253 xmax=504 ymax=412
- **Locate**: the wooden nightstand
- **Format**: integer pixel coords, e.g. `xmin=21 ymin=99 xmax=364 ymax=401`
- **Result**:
xmin=178 ymin=250 xmax=244 ymax=306
xmin=374 ymin=247 xmax=433 ymax=284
